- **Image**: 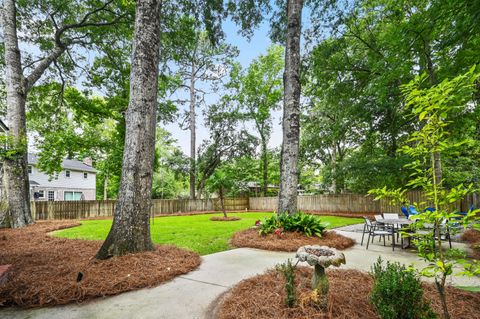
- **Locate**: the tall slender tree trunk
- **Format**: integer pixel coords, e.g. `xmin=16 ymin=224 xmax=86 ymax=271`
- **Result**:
xmin=96 ymin=0 xmax=161 ymax=259
xmin=331 ymin=143 xmax=337 ymax=194
xmin=261 ymin=136 xmax=268 ymax=196
xmin=103 ymin=174 xmax=108 ymax=200
xmin=424 ymin=39 xmax=442 ymax=186
xmin=2 ymin=0 xmax=33 ymax=228
xmin=220 ymin=186 xmax=226 ymax=218
xmin=189 ymin=62 xmax=197 ymax=199
xmin=278 ymin=0 xmax=303 ymax=215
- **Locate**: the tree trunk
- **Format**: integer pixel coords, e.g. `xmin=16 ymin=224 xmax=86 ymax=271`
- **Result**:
xmin=331 ymin=143 xmax=337 ymax=194
xmin=424 ymin=39 xmax=442 ymax=186
xmin=103 ymin=174 xmax=108 ymax=200
xmin=96 ymin=0 xmax=161 ymax=259
xmin=261 ymin=136 xmax=268 ymax=196
xmin=2 ymin=0 xmax=34 ymax=228
xmin=189 ymin=61 xmax=197 ymax=199
xmin=432 ymin=152 xmax=442 ymax=186
xmin=0 ymin=166 xmax=10 ymax=228
xmin=220 ymin=186 xmax=226 ymax=217
xmin=278 ymin=0 xmax=303 ymax=215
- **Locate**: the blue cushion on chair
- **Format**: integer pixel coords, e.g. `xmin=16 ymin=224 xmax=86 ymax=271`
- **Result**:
xmin=409 ymin=205 xmax=420 ymax=215
xmin=401 ymin=207 xmax=409 ymax=218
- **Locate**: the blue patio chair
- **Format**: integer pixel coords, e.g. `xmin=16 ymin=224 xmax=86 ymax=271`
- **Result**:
xmin=401 ymin=206 xmax=409 ymax=218
xmin=409 ymin=205 xmax=420 ymax=215
xmin=455 ymin=204 xmax=474 ymax=217
xmin=424 ymin=207 xmax=435 ymax=212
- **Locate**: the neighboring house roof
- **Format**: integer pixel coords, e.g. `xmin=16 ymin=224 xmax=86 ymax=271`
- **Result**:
xmin=29 ymin=180 xmax=40 ymax=186
xmin=0 ymin=119 xmax=9 ymax=132
xmin=28 ymin=153 xmax=96 ymax=173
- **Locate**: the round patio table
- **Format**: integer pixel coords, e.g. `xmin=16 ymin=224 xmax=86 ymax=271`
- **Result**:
xmin=376 ymin=218 xmax=415 ymax=250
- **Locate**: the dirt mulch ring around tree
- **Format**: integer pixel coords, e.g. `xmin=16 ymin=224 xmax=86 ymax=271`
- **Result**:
xmin=0 ymin=221 xmax=201 ymax=308
xmin=461 ymin=228 xmax=480 ymax=259
xmin=231 ymin=229 xmax=355 ymax=252
xmin=214 ymin=267 xmax=480 ymax=319
xmin=210 ymin=216 xmax=241 ymax=222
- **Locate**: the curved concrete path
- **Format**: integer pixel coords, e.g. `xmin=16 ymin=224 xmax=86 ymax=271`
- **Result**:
xmin=2 ymin=226 xmax=479 ymax=319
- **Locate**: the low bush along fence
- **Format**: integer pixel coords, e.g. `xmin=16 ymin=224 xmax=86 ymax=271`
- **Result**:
xmin=30 ymin=191 xmax=479 ymax=220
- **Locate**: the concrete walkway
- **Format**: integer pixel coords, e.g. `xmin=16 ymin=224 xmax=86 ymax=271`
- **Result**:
xmin=2 ymin=226 xmax=479 ymax=319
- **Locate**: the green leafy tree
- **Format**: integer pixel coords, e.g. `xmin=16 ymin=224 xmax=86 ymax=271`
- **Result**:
xmin=173 ymin=26 xmax=238 ymax=200
xmin=197 ymin=101 xmax=257 ymax=197
xmin=152 ymin=128 xmax=189 ymax=199
xmin=206 ymin=167 xmax=234 ymax=217
xmin=220 ymin=45 xmax=283 ymax=196
xmin=370 ymin=67 xmax=480 ymax=319
xmin=1 ymin=0 xmax=130 ymax=228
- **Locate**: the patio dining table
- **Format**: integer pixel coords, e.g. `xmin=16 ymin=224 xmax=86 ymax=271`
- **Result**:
xmin=376 ymin=218 xmax=415 ymax=250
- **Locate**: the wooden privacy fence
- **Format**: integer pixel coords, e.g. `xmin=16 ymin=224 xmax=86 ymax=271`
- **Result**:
xmin=249 ymin=192 xmax=480 ymax=215
xmin=32 ymin=197 xmax=249 ymax=220
xmin=31 ymin=193 xmax=480 ymax=220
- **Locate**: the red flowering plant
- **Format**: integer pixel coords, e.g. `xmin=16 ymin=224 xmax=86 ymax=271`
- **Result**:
xmin=274 ymin=228 xmax=284 ymax=237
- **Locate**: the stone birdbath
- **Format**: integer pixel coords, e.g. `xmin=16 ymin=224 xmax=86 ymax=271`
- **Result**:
xmin=296 ymin=245 xmax=346 ymax=308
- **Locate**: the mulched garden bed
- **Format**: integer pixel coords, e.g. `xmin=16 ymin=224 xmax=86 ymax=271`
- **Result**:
xmin=0 ymin=221 xmax=201 ymax=308
xmin=461 ymin=228 xmax=480 ymax=259
xmin=210 ymin=216 xmax=241 ymax=222
xmin=231 ymin=229 xmax=355 ymax=252
xmin=215 ymin=267 xmax=480 ymax=319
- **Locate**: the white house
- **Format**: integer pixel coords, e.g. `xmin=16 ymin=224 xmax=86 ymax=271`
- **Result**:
xmin=28 ymin=153 xmax=96 ymax=201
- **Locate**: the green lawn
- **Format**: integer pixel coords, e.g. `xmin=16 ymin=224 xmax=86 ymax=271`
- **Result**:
xmin=53 ymin=212 xmax=363 ymax=255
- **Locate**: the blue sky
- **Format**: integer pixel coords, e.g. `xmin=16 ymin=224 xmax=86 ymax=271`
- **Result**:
xmin=164 ymin=18 xmax=284 ymax=155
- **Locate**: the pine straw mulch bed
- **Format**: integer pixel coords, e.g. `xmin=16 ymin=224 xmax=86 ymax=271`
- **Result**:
xmin=0 ymin=220 xmax=201 ymax=308
xmin=215 ymin=267 xmax=480 ymax=319
xmin=461 ymin=228 xmax=480 ymax=259
xmin=231 ymin=229 xmax=355 ymax=252
xmin=210 ymin=216 xmax=241 ymax=222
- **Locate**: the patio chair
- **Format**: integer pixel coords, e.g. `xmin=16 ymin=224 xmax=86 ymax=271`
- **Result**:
xmin=409 ymin=205 xmax=420 ymax=215
xmin=362 ymin=217 xmax=394 ymax=250
xmin=374 ymin=215 xmax=387 ymax=228
xmin=401 ymin=206 xmax=409 ymax=218
xmin=383 ymin=213 xmax=399 ymax=219
xmin=412 ymin=219 xmax=452 ymax=249
xmin=453 ymin=205 xmax=474 ymax=220
xmin=383 ymin=213 xmax=401 ymax=240
xmin=439 ymin=219 xmax=452 ymax=249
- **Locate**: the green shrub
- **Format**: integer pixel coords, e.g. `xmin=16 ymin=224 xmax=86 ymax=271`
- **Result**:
xmin=259 ymin=212 xmax=327 ymax=237
xmin=276 ymin=259 xmax=297 ymax=307
xmin=370 ymin=257 xmax=436 ymax=319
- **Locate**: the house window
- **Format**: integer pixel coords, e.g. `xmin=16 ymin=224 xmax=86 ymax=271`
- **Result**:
xmin=48 ymin=191 xmax=55 ymax=201
xmin=83 ymin=172 xmax=88 ymax=179
xmin=38 ymin=190 xmax=44 ymax=198
xmin=28 ymin=166 xmax=32 ymax=174
xmin=64 ymin=191 xmax=83 ymax=201
xmin=65 ymin=170 xmax=71 ymax=178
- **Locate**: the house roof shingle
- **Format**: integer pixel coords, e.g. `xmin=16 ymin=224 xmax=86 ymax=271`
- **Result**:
xmin=28 ymin=153 xmax=96 ymax=173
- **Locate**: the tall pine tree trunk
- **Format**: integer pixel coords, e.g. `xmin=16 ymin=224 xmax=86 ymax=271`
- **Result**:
xmin=96 ymin=0 xmax=161 ymax=259
xmin=189 ymin=61 xmax=197 ymax=199
xmin=278 ymin=0 xmax=303 ymax=215
xmin=331 ymin=142 xmax=337 ymax=194
xmin=261 ymin=135 xmax=268 ymax=196
xmin=2 ymin=0 xmax=33 ymax=228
